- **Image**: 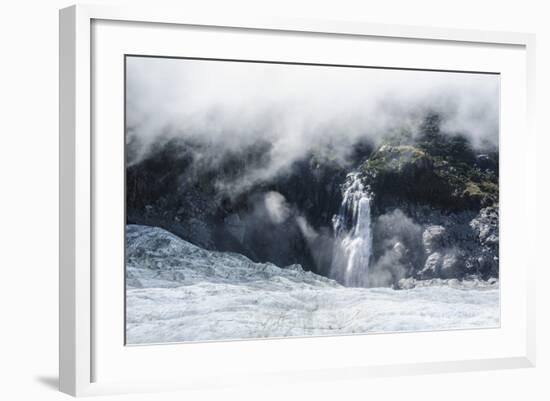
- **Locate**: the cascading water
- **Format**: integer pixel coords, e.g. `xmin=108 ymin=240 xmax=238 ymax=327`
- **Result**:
xmin=330 ymin=172 xmax=373 ymax=287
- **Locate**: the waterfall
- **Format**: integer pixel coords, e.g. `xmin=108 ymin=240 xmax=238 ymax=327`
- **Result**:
xmin=330 ymin=172 xmax=373 ymax=287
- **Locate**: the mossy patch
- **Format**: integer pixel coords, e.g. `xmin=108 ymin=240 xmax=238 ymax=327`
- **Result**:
xmin=361 ymin=136 xmax=498 ymax=211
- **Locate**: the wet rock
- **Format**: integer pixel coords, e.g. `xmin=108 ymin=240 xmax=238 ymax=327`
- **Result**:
xmin=470 ymin=206 xmax=499 ymax=245
xmin=422 ymin=225 xmax=446 ymax=253
xmin=421 ymin=252 xmax=442 ymax=278
xmin=419 ymin=250 xmax=461 ymax=279
xmin=440 ymin=252 xmax=459 ymax=278
xmin=469 ymin=206 xmax=499 ymax=277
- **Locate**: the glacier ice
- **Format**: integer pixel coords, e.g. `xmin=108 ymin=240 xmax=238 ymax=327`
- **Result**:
xmin=126 ymin=225 xmax=499 ymax=344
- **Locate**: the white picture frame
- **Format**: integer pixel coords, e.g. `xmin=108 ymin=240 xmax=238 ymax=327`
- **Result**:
xmin=59 ymin=4 xmax=536 ymax=397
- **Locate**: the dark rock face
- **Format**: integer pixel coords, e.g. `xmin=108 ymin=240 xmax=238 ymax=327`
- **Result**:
xmin=469 ymin=206 xmax=499 ymax=277
xmin=126 ymin=113 xmax=498 ymax=286
xmin=126 ymin=139 xmax=355 ymax=275
xmin=366 ymin=206 xmax=499 ymax=283
xmin=358 ymin=115 xmax=499 ymax=282
xmin=362 ymin=145 xmax=497 ymax=212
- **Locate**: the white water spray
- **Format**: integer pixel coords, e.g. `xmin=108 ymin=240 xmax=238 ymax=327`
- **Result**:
xmin=330 ymin=172 xmax=373 ymax=287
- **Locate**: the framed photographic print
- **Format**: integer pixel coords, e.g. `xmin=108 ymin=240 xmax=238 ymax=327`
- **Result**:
xmin=59 ymin=4 xmax=536 ymax=396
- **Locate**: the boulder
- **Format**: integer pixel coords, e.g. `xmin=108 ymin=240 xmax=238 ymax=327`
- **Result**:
xmin=469 ymin=206 xmax=499 ymax=277
xmin=470 ymin=206 xmax=499 ymax=246
xmin=440 ymin=252 xmax=459 ymax=278
xmin=422 ymin=225 xmax=446 ymax=254
xmin=420 ymin=252 xmax=442 ymax=278
xmin=419 ymin=250 xmax=461 ymax=279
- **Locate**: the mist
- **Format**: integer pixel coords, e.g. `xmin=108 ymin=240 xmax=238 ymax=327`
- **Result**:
xmin=126 ymin=56 xmax=499 ymax=194
xmin=370 ymin=209 xmax=424 ymax=287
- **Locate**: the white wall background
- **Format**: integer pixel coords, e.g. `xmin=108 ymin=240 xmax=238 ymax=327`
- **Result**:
xmin=0 ymin=0 xmax=547 ymax=400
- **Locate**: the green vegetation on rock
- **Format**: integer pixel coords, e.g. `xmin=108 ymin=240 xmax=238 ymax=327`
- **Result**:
xmin=361 ymin=114 xmax=498 ymax=211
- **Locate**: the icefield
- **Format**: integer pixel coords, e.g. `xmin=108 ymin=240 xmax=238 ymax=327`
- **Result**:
xmin=126 ymin=225 xmax=500 ymax=344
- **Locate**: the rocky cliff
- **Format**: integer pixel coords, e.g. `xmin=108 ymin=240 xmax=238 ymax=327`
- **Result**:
xmin=127 ymin=113 xmax=498 ymax=287
xmin=360 ymin=113 xmax=498 ymax=285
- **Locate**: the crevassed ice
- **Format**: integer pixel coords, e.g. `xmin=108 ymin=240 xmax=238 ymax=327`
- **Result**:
xmin=126 ymin=225 xmax=499 ymax=344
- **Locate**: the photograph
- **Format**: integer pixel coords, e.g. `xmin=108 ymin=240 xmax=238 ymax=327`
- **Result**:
xmin=124 ymin=56 xmax=500 ymax=344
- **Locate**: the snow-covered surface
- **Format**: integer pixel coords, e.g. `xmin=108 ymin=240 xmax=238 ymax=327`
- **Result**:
xmin=126 ymin=225 xmax=500 ymax=344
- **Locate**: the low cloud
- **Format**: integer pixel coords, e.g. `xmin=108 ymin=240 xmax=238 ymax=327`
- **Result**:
xmin=127 ymin=57 xmax=499 ymax=195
